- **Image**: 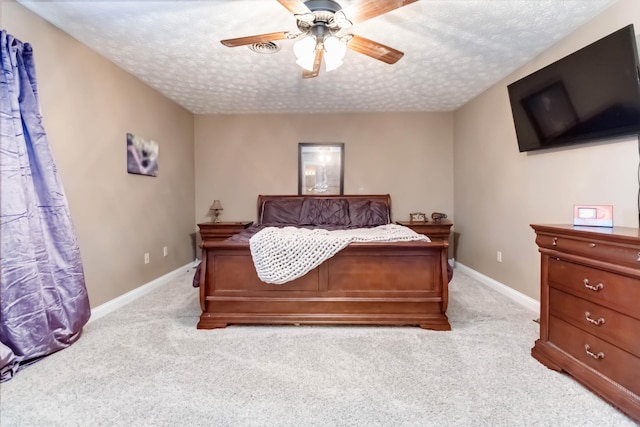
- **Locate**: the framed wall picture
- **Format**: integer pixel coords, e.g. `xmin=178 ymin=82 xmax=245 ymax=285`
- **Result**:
xmin=127 ymin=133 xmax=159 ymax=177
xmin=298 ymin=143 xmax=344 ymax=195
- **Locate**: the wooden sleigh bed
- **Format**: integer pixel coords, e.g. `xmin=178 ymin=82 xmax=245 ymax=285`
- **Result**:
xmin=196 ymin=194 xmax=452 ymax=331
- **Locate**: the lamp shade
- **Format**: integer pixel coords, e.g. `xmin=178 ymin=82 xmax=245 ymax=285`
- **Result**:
xmin=210 ymin=200 xmax=223 ymax=211
xmin=323 ymin=36 xmax=347 ymax=72
xmin=294 ymin=35 xmax=317 ymax=71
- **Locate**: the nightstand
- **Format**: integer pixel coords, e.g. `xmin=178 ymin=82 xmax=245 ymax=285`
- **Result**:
xmin=396 ymin=220 xmax=453 ymax=242
xmin=198 ymin=221 xmax=253 ymax=242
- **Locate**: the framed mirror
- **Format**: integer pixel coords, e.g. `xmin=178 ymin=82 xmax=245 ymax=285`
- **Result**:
xmin=298 ymin=143 xmax=344 ymax=195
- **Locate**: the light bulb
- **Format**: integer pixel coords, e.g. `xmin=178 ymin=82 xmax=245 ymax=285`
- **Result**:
xmin=294 ymin=36 xmax=317 ymax=71
xmin=323 ymin=36 xmax=347 ymax=71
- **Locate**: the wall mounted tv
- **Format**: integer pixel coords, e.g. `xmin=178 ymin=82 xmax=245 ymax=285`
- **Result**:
xmin=508 ymin=24 xmax=640 ymax=153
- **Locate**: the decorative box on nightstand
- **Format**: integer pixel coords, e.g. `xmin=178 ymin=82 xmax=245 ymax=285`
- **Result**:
xmin=198 ymin=221 xmax=253 ymax=242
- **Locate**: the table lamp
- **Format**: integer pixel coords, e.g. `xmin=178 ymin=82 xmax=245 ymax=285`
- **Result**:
xmin=209 ymin=199 xmax=223 ymax=223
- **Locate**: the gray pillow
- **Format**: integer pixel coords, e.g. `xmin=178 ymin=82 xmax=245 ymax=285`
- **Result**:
xmin=348 ymin=200 xmax=390 ymax=227
xmin=260 ymin=198 xmax=303 ymax=225
xmin=299 ymin=198 xmax=350 ymax=226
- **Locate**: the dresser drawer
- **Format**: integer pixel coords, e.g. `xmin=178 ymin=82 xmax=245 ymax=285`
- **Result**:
xmin=548 ymin=258 xmax=640 ymax=316
xmin=537 ymin=233 xmax=640 ymax=268
xmin=549 ymin=288 xmax=640 ymax=356
xmin=549 ymin=316 xmax=640 ymax=395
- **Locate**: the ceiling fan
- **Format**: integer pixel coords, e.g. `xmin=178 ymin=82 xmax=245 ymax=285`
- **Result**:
xmin=220 ymin=0 xmax=418 ymax=78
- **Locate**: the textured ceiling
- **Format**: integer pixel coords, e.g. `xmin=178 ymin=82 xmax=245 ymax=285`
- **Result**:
xmin=17 ymin=0 xmax=617 ymax=114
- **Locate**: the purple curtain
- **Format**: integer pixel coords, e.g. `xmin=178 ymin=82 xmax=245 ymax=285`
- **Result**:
xmin=0 ymin=30 xmax=90 ymax=381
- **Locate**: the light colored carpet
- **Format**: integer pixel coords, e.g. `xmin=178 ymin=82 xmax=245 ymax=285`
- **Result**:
xmin=0 ymin=268 xmax=637 ymax=426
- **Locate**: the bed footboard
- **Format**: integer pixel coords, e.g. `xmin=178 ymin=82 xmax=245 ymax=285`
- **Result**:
xmin=197 ymin=240 xmax=451 ymax=331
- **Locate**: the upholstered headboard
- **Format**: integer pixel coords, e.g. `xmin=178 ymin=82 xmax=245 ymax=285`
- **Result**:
xmin=257 ymin=194 xmax=392 ymax=227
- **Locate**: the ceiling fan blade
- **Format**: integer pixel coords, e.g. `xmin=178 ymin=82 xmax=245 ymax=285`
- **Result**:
xmin=221 ymin=31 xmax=289 ymax=47
xmin=277 ymin=0 xmax=311 ymax=15
xmin=346 ymin=34 xmax=404 ymax=64
xmin=302 ymin=49 xmax=323 ymax=79
xmin=340 ymin=0 xmax=418 ymax=25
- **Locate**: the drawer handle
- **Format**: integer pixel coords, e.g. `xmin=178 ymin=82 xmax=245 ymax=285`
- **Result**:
xmin=588 ymin=243 xmax=596 ymax=248
xmin=583 ymin=279 xmax=604 ymax=292
xmin=552 ymin=237 xmax=558 ymax=246
xmin=637 ymin=252 xmax=640 ymax=262
xmin=584 ymin=344 xmax=605 ymax=360
xmin=584 ymin=312 xmax=605 ymax=326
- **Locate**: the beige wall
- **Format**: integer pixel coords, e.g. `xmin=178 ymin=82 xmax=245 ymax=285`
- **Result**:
xmin=2 ymin=2 xmax=196 ymax=307
xmin=7 ymin=0 xmax=638 ymax=309
xmin=453 ymin=0 xmax=640 ymax=300
xmin=194 ymin=112 xmax=454 ymax=227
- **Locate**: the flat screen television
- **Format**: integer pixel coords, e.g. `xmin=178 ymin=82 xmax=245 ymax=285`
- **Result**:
xmin=508 ymin=24 xmax=640 ymax=152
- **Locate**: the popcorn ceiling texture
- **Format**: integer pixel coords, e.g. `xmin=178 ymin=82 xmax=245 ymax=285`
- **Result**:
xmin=18 ymin=0 xmax=615 ymax=114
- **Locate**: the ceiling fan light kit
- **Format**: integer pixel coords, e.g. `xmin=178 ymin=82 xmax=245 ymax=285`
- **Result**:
xmin=293 ymin=31 xmax=347 ymax=72
xmin=220 ymin=0 xmax=419 ymax=78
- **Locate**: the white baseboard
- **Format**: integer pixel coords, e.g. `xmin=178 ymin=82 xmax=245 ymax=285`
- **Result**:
xmin=88 ymin=263 xmax=194 ymax=323
xmin=454 ymin=262 xmax=540 ymax=314
xmin=88 ymin=261 xmax=537 ymax=322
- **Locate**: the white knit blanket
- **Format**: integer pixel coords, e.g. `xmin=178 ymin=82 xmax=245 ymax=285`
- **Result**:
xmin=249 ymin=224 xmax=430 ymax=284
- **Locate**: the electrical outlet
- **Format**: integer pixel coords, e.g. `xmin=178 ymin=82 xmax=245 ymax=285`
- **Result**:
xmin=496 ymin=251 xmax=502 ymax=263
xmin=163 ymin=246 xmax=168 ymax=257
xmin=144 ymin=252 xmax=150 ymax=264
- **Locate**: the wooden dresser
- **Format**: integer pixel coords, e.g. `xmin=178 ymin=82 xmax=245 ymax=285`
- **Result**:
xmin=531 ymin=224 xmax=640 ymax=421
